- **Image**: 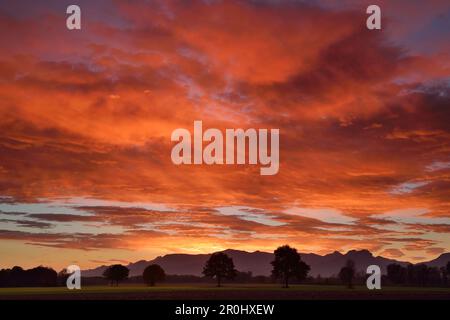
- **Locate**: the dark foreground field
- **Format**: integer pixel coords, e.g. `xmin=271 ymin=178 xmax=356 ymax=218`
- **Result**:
xmin=1 ymin=284 xmax=449 ymax=300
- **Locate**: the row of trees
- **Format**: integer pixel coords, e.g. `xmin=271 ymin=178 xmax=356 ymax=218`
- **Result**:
xmin=328 ymin=260 xmax=450 ymax=289
xmin=103 ymin=264 xmax=166 ymax=286
xmin=0 ymin=266 xmax=57 ymax=287
xmin=2 ymin=246 xmax=450 ymax=288
xmin=336 ymin=260 xmax=450 ymax=288
xmin=386 ymin=262 xmax=450 ymax=287
xmin=102 ymin=246 xmax=450 ymax=288
xmin=102 ymin=245 xmax=311 ymax=288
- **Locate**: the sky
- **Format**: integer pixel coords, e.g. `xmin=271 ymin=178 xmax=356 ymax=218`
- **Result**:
xmin=0 ymin=0 xmax=449 ymax=270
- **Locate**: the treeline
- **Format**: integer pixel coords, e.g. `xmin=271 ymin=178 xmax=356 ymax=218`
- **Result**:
xmin=82 ymin=272 xmax=273 ymax=286
xmin=0 ymin=266 xmax=58 ymax=287
xmin=85 ymin=246 xmax=450 ymax=288
xmin=2 ymin=246 xmax=450 ymax=288
xmin=385 ymin=263 xmax=450 ymax=287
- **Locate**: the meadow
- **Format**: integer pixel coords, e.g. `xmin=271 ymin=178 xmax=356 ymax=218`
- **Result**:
xmin=1 ymin=284 xmax=449 ymax=300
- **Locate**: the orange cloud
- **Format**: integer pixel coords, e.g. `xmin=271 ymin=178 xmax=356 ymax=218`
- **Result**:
xmin=0 ymin=0 xmax=449 ymax=268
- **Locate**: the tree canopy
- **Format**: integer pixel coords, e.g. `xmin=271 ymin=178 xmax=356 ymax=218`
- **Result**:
xmin=203 ymin=252 xmax=237 ymax=287
xmin=143 ymin=264 xmax=166 ymax=286
xmin=339 ymin=259 xmax=355 ymax=288
xmin=103 ymin=264 xmax=129 ymax=286
xmin=271 ymin=245 xmax=310 ymax=288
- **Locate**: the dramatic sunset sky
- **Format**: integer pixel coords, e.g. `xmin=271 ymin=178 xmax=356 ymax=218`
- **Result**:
xmin=0 ymin=0 xmax=449 ymax=270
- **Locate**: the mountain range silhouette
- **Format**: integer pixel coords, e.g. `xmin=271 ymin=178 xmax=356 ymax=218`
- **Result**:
xmin=83 ymin=249 xmax=450 ymax=277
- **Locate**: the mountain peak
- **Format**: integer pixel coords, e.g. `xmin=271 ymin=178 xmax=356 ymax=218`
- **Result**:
xmin=346 ymin=249 xmax=373 ymax=257
xmin=220 ymin=249 xmax=248 ymax=254
xmin=438 ymin=252 xmax=450 ymax=259
xmin=326 ymin=250 xmax=343 ymax=258
xmin=82 ymin=248 xmax=449 ymax=278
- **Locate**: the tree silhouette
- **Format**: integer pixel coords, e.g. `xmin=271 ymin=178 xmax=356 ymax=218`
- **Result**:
xmin=271 ymin=245 xmax=310 ymax=288
xmin=57 ymin=268 xmax=70 ymax=286
xmin=406 ymin=263 xmax=416 ymax=285
xmin=440 ymin=266 xmax=447 ymax=286
xmin=0 ymin=266 xmax=57 ymax=287
xmin=339 ymin=259 xmax=355 ymax=288
xmin=387 ymin=263 xmax=407 ymax=285
xmin=26 ymin=266 xmax=57 ymax=287
xmin=103 ymin=264 xmax=129 ymax=286
xmin=143 ymin=264 xmax=166 ymax=286
xmin=446 ymin=261 xmax=450 ymax=286
xmin=403 ymin=263 xmax=450 ymax=287
xmin=10 ymin=266 xmax=25 ymax=287
xmin=203 ymin=252 xmax=237 ymax=287
xmin=415 ymin=264 xmax=428 ymax=287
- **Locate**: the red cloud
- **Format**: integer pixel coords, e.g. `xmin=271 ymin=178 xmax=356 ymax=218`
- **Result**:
xmin=0 ymin=0 xmax=449 ymax=267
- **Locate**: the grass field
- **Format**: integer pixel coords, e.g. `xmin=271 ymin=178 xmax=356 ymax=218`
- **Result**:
xmin=1 ymin=284 xmax=449 ymax=300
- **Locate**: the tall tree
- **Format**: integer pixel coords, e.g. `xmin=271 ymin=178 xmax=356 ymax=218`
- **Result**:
xmin=406 ymin=263 xmax=416 ymax=285
xmin=440 ymin=266 xmax=447 ymax=286
xmin=441 ymin=261 xmax=450 ymax=287
xmin=339 ymin=259 xmax=355 ymax=289
xmin=415 ymin=264 xmax=429 ymax=287
xmin=103 ymin=264 xmax=129 ymax=286
xmin=271 ymin=245 xmax=310 ymax=288
xmin=446 ymin=261 xmax=450 ymax=285
xmin=57 ymin=268 xmax=70 ymax=287
xmin=203 ymin=252 xmax=237 ymax=287
xmin=143 ymin=264 xmax=166 ymax=286
xmin=387 ymin=263 xmax=407 ymax=285
xmin=26 ymin=266 xmax=57 ymax=287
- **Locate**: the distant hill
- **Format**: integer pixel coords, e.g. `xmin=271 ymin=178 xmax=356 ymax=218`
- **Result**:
xmin=300 ymin=249 xmax=409 ymax=277
xmin=421 ymin=253 xmax=450 ymax=268
xmin=82 ymin=249 xmax=450 ymax=278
